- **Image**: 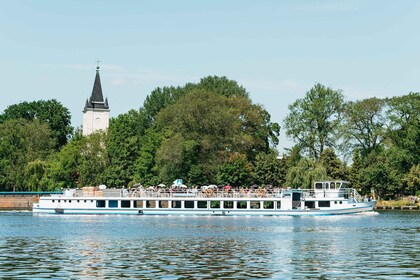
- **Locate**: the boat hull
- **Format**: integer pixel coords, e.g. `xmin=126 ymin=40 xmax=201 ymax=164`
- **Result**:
xmin=33 ymin=201 xmax=376 ymax=216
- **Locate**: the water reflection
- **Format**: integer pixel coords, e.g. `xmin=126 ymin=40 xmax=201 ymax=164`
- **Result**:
xmin=0 ymin=212 xmax=419 ymax=279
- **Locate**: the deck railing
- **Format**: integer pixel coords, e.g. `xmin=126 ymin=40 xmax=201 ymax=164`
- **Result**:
xmin=62 ymin=188 xmax=360 ymax=199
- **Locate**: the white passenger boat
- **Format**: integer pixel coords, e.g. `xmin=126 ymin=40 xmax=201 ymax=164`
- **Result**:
xmin=33 ymin=181 xmax=376 ymax=216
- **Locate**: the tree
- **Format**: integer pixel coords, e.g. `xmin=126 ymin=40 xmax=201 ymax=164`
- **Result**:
xmin=404 ymin=165 xmax=420 ymax=196
xmin=217 ymin=154 xmax=252 ymax=187
xmin=104 ymin=110 xmax=143 ymax=187
xmin=285 ymin=158 xmax=327 ymax=189
xmin=284 ymin=83 xmax=344 ymax=160
xmin=319 ymin=148 xmax=349 ymax=180
xmin=341 ymin=98 xmax=386 ymax=156
xmin=0 ymin=119 xmax=55 ymax=191
xmin=133 ymin=128 xmax=163 ymax=186
xmin=252 ymin=151 xmax=286 ymax=187
xmin=154 ymin=89 xmax=279 ymax=184
xmin=0 ymin=100 xmax=72 ymax=149
xmin=386 ymin=93 xmax=420 ymax=171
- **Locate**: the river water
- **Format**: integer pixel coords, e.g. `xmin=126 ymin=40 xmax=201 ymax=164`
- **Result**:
xmin=0 ymin=211 xmax=418 ymax=279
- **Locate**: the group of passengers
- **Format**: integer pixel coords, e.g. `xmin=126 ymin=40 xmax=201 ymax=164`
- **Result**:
xmin=126 ymin=185 xmax=283 ymax=198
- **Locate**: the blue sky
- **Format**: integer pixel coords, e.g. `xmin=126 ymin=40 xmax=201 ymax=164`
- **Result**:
xmin=1 ymin=0 xmax=419 ymax=152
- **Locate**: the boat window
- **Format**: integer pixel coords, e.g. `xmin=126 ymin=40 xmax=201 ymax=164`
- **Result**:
xmin=330 ymin=182 xmax=335 ymax=189
xmin=224 ymin=201 xmax=234 ymax=209
xmin=109 ymin=200 xmax=118 ymax=208
xmin=146 ymin=201 xmax=156 ymax=208
xmin=64 ymin=200 xmax=67 ymax=203
xmin=237 ymin=201 xmax=247 ymax=209
xmin=134 ymin=201 xmax=143 ymax=208
xmin=318 ymin=201 xmax=331 ymax=207
xmin=197 ymin=201 xmax=207 ymax=208
xmin=276 ymin=201 xmax=281 ymax=209
xmin=58 ymin=200 xmax=61 ymax=203
xmin=52 ymin=200 xmax=55 ymax=203
xmin=282 ymin=193 xmax=291 ymax=198
xmin=121 ymin=200 xmax=131 ymax=208
xmin=264 ymin=201 xmax=274 ymax=209
xmin=315 ymin=183 xmax=323 ymax=189
xmin=172 ymin=201 xmax=181 ymax=208
xmin=305 ymin=201 xmax=315 ymax=208
xmin=96 ymin=200 xmax=105 ymax=208
xmin=250 ymin=201 xmax=261 ymax=209
xmin=159 ymin=201 xmax=169 ymax=208
xmin=210 ymin=201 xmax=220 ymax=208
xmin=185 ymin=201 xmax=194 ymax=208
xmin=84 ymin=200 xmax=87 ymax=203
xmin=77 ymin=200 xmax=80 ymax=203
xmin=69 ymin=200 xmax=72 ymax=203
xmin=292 ymin=192 xmax=301 ymax=201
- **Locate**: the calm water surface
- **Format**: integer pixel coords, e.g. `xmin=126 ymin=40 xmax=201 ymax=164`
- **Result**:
xmin=0 ymin=211 xmax=419 ymax=279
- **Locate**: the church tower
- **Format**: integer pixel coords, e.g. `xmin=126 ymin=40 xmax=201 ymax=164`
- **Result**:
xmin=82 ymin=65 xmax=110 ymax=136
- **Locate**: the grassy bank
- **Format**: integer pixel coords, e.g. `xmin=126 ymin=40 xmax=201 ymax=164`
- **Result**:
xmin=375 ymin=198 xmax=419 ymax=209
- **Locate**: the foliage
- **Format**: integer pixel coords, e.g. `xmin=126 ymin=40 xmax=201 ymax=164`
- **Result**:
xmin=153 ymin=88 xmax=279 ymax=185
xmin=0 ymin=119 xmax=55 ymax=191
xmin=403 ymin=164 xmax=420 ymax=195
xmin=217 ymin=154 xmax=252 ymax=187
xmin=133 ymin=128 xmax=163 ymax=186
xmin=284 ymin=83 xmax=344 ymax=160
xmin=386 ymin=93 xmax=420 ymax=171
xmin=285 ymin=158 xmax=327 ymax=189
xmin=104 ymin=110 xmax=143 ymax=187
xmin=341 ymin=97 xmax=386 ymax=157
xmin=0 ymin=99 xmax=72 ymax=149
xmin=319 ymin=148 xmax=349 ymax=180
xmin=252 ymin=151 xmax=286 ymax=187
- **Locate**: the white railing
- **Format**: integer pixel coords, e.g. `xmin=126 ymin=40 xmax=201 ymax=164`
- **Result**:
xmin=66 ymin=188 xmax=361 ymax=200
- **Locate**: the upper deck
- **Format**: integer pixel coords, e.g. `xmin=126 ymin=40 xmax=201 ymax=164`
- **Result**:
xmin=58 ymin=180 xmax=360 ymax=200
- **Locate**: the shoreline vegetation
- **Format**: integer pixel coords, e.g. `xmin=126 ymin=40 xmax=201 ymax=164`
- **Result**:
xmin=0 ymin=78 xmax=419 ymax=202
xmin=375 ymin=197 xmax=420 ymax=210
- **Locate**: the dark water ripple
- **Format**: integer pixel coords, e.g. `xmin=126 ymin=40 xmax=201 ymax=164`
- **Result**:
xmin=0 ymin=211 xmax=419 ymax=279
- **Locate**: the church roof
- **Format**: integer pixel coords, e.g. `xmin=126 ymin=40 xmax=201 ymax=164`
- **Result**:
xmin=84 ymin=66 xmax=109 ymax=110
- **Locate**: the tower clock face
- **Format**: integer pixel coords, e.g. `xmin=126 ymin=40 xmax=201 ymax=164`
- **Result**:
xmin=95 ymin=117 xmax=101 ymax=124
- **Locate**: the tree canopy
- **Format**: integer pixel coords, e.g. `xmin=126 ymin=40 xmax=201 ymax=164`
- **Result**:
xmin=0 ymin=99 xmax=72 ymax=149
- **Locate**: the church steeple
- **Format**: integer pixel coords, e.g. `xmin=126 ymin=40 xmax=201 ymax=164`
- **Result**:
xmin=82 ymin=64 xmax=110 ymax=136
xmin=84 ymin=66 xmax=109 ymax=110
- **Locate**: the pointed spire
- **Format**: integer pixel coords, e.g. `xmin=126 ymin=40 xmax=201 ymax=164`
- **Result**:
xmin=84 ymin=65 xmax=109 ymax=110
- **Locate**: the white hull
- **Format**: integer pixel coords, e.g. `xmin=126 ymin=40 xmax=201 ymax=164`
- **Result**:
xmin=33 ymin=202 xmax=375 ymax=216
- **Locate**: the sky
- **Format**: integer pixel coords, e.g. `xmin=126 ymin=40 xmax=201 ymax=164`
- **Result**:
xmin=1 ymin=0 xmax=419 ymax=153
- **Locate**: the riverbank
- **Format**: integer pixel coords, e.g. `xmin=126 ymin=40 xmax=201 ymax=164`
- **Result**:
xmin=374 ymin=199 xmax=420 ymax=210
xmin=0 ymin=192 xmax=61 ymax=210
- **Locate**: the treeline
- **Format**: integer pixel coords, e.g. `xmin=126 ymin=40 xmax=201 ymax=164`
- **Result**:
xmin=0 ymin=76 xmax=418 ymax=199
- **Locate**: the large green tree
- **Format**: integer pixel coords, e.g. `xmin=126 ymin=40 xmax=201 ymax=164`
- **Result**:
xmin=386 ymin=93 xmax=420 ymax=172
xmin=284 ymin=83 xmax=344 ymax=160
xmin=104 ymin=110 xmax=143 ymax=187
xmin=0 ymin=99 xmax=72 ymax=149
xmin=341 ymin=98 xmax=386 ymax=156
xmin=154 ymin=88 xmax=279 ymax=185
xmin=252 ymin=151 xmax=286 ymax=187
xmin=0 ymin=119 xmax=55 ymax=191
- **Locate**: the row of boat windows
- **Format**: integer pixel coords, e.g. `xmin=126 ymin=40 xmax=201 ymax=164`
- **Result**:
xmin=50 ymin=199 xmax=343 ymax=208
xmin=96 ymin=200 xmax=281 ymax=209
